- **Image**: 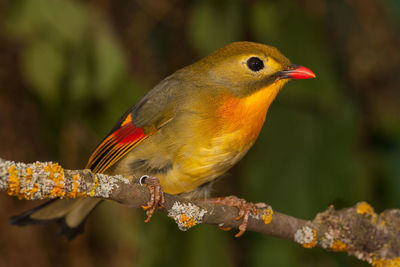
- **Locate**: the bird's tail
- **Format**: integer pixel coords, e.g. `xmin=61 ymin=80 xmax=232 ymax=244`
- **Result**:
xmin=9 ymin=198 xmax=101 ymax=239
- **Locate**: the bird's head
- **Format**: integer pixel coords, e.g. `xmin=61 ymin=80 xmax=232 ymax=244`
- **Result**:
xmin=189 ymin=41 xmax=315 ymax=97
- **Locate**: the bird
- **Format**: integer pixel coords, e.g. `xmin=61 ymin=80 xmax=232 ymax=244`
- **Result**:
xmin=10 ymin=41 xmax=315 ymax=238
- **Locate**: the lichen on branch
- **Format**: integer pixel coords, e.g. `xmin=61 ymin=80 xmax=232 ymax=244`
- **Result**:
xmin=1 ymin=157 xmax=399 ymax=266
xmin=0 ymin=158 xmax=129 ymax=200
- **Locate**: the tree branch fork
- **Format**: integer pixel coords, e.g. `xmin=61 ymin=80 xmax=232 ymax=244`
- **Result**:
xmin=0 ymin=157 xmax=399 ymax=266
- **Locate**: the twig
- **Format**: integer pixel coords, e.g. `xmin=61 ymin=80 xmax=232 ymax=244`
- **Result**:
xmin=0 ymin=157 xmax=399 ymax=266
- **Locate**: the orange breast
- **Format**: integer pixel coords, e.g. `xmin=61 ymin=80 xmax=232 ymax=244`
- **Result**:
xmin=216 ymin=80 xmax=287 ymax=148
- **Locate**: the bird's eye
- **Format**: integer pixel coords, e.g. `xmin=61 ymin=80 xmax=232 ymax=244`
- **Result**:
xmin=246 ymin=57 xmax=264 ymax=72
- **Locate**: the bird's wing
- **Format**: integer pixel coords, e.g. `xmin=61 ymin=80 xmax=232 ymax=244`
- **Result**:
xmin=86 ymin=77 xmax=178 ymax=173
xmin=85 ymin=112 xmax=152 ymax=173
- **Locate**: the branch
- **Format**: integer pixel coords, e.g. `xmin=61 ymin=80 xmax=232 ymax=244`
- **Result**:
xmin=1 ymin=158 xmax=399 ymax=266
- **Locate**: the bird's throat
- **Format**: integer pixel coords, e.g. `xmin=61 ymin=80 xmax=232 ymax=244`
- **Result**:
xmin=217 ymin=79 xmax=288 ymax=147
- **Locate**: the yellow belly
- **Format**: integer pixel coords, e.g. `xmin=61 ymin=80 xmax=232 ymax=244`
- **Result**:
xmin=159 ymin=130 xmax=251 ymax=194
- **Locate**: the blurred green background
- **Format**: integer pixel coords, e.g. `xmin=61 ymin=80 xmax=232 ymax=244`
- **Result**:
xmin=0 ymin=0 xmax=399 ymax=266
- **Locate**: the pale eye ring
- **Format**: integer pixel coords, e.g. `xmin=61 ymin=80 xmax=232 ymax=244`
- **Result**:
xmin=246 ymin=57 xmax=264 ymax=72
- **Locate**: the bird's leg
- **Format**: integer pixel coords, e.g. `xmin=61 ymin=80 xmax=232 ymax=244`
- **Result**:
xmin=200 ymin=195 xmax=269 ymax=237
xmin=139 ymin=175 xmax=165 ymax=223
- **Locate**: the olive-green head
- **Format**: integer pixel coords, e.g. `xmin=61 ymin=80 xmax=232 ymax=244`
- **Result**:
xmin=188 ymin=41 xmax=315 ymax=97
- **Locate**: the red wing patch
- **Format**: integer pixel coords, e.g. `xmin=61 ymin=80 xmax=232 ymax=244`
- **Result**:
xmin=86 ymin=114 xmax=149 ymax=173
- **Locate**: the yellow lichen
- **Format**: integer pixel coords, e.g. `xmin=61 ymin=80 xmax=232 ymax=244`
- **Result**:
xmin=89 ymin=176 xmax=99 ymax=196
xmin=7 ymin=165 xmax=23 ymax=199
xmin=25 ymin=167 xmax=33 ymax=181
xmin=302 ymin=229 xmax=317 ymax=249
xmin=30 ymin=183 xmax=40 ymax=194
xmin=262 ymin=208 xmax=273 ymax=224
xmin=179 ymin=214 xmax=197 ymax=228
xmin=357 ymin=202 xmax=374 ymax=215
xmin=331 ymin=240 xmax=347 ymax=252
xmin=357 ymin=202 xmax=378 ymax=224
xmin=372 ymin=257 xmax=400 ymax=267
xmin=167 ymin=201 xmax=207 ymax=230
xmin=44 ymin=163 xmax=66 ymax=198
xmin=6 ymin=165 xmax=43 ymax=200
xmin=70 ymin=173 xmax=80 ymax=197
xmin=24 ymin=168 xmax=40 ymax=199
xmin=65 ymin=173 xmax=86 ymax=198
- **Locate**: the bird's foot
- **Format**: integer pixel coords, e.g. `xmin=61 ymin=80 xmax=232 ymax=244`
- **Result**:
xmin=201 ymin=195 xmax=269 ymax=237
xmin=139 ymin=175 xmax=165 ymax=223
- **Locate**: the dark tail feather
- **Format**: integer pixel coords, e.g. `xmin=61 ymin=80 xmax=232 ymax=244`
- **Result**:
xmin=9 ymin=200 xmax=59 ymax=226
xmin=57 ymin=214 xmax=88 ymax=240
xmin=9 ymin=199 xmax=102 ymax=240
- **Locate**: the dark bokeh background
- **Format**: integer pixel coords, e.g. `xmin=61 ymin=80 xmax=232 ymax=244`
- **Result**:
xmin=0 ymin=0 xmax=399 ymax=266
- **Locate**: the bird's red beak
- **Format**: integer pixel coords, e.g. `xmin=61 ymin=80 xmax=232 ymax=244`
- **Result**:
xmin=277 ymin=64 xmax=316 ymax=80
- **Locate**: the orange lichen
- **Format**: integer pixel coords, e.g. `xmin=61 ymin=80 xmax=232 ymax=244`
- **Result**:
xmin=357 ymin=202 xmax=374 ymax=215
xmin=25 ymin=167 xmax=33 ymax=181
xmin=89 ymin=176 xmax=99 ymax=196
xmin=43 ymin=163 xmax=66 ymax=198
xmin=3 ymin=161 xmax=112 ymax=200
xmin=23 ymin=168 xmax=41 ymax=199
xmin=7 ymin=165 xmax=44 ymax=200
xmin=357 ymin=202 xmax=378 ymax=224
xmin=7 ymin=165 xmax=23 ymax=199
xmin=30 ymin=183 xmax=40 ymax=194
xmin=302 ymin=229 xmax=317 ymax=249
xmin=331 ymin=240 xmax=348 ymax=252
xmin=179 ymin=214 xmax=197 ymax=228
xmin=372 ymin=257 xmax=400 ymax=267
xmin=65 ymin=173 xmax=86 ymax=198
xmin=22 ymin=183 xmax=40 ymax=198
xmin=262 ymin=208 xmax=274 ymax=224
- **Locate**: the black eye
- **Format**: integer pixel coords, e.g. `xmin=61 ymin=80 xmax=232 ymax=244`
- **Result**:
xmin=246 ymin=57 xmax=264 ymax=72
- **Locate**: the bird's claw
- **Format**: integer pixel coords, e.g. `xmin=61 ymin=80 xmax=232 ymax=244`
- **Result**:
xmin=203 ymin=195 xmax=268 ymax=237
xmin=139 ymin=175 xmax=165 ymax=223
